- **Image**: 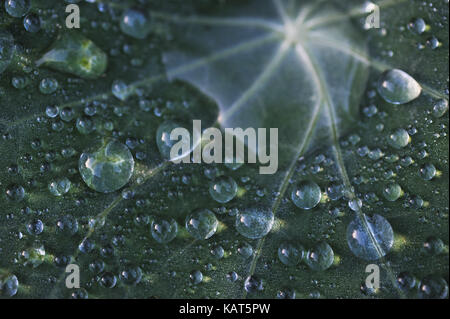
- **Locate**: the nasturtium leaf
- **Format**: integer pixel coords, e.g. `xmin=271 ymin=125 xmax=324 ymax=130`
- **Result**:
xmin=0 ymin=0 xmax=448 ymax=299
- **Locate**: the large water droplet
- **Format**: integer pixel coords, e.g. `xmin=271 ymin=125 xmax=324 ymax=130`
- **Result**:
xmin=151 ymin=217 xmax=178 ymax=244
xmin=79 ymin=140 xmax=134 ymax=193
xmin=388 ymin=129 xmax=410 ymax=149
xmin=278 ymin=242 xmax=304 ymax=266
xmin=347 ymin=214 xmax=394 ymax=260
xmin=209 ymin=176 xmax=238 ymax=203
xmin=305 ymin=242 xmax=334 ymax=271
xmin=49 ymin=177 xmax=71 ymax=196
xmin=382 ymin=182 xmax=403 ymax=201
xmin=36 ymin=32 xmax=108 ymax=79
xmin=377 ymin=69 xmax=422 ymax=105
xmin=235 ymin=209 xmax=274 ymax=239
xmin=418 ymin=276 xmax=448 ymax=299
xmin=291 ymin=181 xmax=322 ymax=210
xmin=5 ymin=0 xmax=30 ymax=17
xmin=120 ymin=8 xmax=151 ymax=39
xmin=185 ymin=209 xmax=218 ymax=240
xmin=0 ymin=275 xmax=19 ymax=297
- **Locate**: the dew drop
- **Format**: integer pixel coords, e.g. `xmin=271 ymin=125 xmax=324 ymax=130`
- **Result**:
xmin=291 ymin=181 xmax=322 ymax=210
xmin=39 ymin=78 xmax=59 ymax=94
xmin=23 ymin=13 xmax=41 ymax=33
xmin=423 ymin=236 xmax=444 ymax=255
xmin=120 ymin=8 xmax=151 ymax=39
xmin=278 ymin=242 xmax=304 ymax=266
xmin=396 ymin=271 xmax=416 ymax=292
xmin=388 ymin=128 xmax=410 ymax=149
xmin=26 ymin=219 xmax=44 ymax=235
xmin=209 ymin=176 xmax=238 ymax=204
xmin=419 ymin=163 xmax=436 ymax=181
xmin=185 ymin=209 xmax=218 ymax=240
xmin=79 ymin=140 xmax=134 ymax=193
xmin=235 ymin=209 xmax=274 ymax=239
xmin=432 ymin=99 xmax=449 ymax=118
xmin=5 ymin=184 xmax=25 ymax=202
xmin=382 ymin=182 xmax=403 ymax=201
xmin=305 ymin=242 xmax=334 ymax=271
xmin=190 ymin=270 xmax=203 ymax=284
xmin=49 ymin=177 xmax=71 ymax=196
xmin=151 ymin=216 xmax=178 ymax=244
xmin=244 ymin=276 xmax=263 ymax=294
xmin=347 ymin=214 xmax=394 ymax=260
xmin=418 ymin=276 xmax=448 ymax=299
xmin=36 ymin=33 xmax=108 ymax=79
xmin=0 ymin=275 xmax=19 ymax=297
xmin=119 ymin=266 xmax=142 ymax=285
xmin=377 ymin=69 xmax=422 ymax=105
xmin=5 ymin=0 xmax=30 ymax=18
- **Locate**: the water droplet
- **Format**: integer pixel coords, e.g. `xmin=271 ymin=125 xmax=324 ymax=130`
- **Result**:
xmin=348 ymin=198 xmax=362 ymax=212
xmin=432 ymin=99 xmax=449 ymax=118
xmin=419 ymin=163 xmax=436 ymax=181
xmin=382 ymin=182 xmax=403 ymax=201
xmin=112 ymin=80 xmax=134 ymax=101
xmin=305 ymin=242 xmax=334 ymax=271
xmin=70 ymin=288 xmax=88 ymax=299
xmin=278 ymin=242 xmax=304 ymax=266
xmin=326 ymin=183 xmax=344 ymax=201
xmin=79 ymin=140 xmax=134 ymax=193
xmin=39 ymin=78 xmax=58 ymax=94
xmin=76 ymin=116 xmax=95 ymax=135
xmin=49 ymin=177 xmax=71 ymax=196
xmin=23 ymin=13 xmax=41 ymax=33
xmin=211 ymin=245 xmax=224 ymax=259
xmin=26 ymin=219 xmax=44 ymax=235
xmin=347 ymin=214 xmax=394 ymax=260
xmin=396 ymin=271 xmax=416 ymax=292
xmin=151 ymin=217 xmax=178 ymax=244
xmin=276 ymin=288 xmax=296 ymax=299
xmin=19 ymin=245 xmax=45 ymax=268
xmin=237 ymin=242 xmax=253 ymax=259
xmin=156 ymin=121 xmax=190 ymax=160
xmin=244 ymin=276 xmax=263 ymax=293
xmin=5 ymin=0 xmax=30 ymax=17
xmin=407 ymin=18 xmax=428 ymax=34
xmin=190 ymin=270 xmax=203 ymax=284
xmin=99 ymin=272 xmax=117 ymax=288
xmin=0 ymin=275 xmax=19 ymax=297
xmin=423 ymin=236 xmax=444 ymax=255
xmin=388 ymin=129 xmax=410 ymax=149
xmin=5 ymin=184 xmax=25 ymax=202
xmin=36 ymin=33 xmax=108 ymax=79
xmin=377 ymin=69 xmax=422 ymax=105
xmin=418 ymin=276 xmax=448 ymax=299
xmin=185 ymin=209 xmax=218 ymax=240
xmin=119 ymin=266 xmax=142 ymax=285
xmin=209 ymin=176 xmax=238 ymax=203
xmin=224 ymin=156 xmax=244 ymax=171
xmin=56 ymin=215 xmax=79 ymax=235
xmin=120 ymin=8 xmax=151 ymax=39
xmin=291 ymin=181 xmax=322 ymax=210
xmin=235 ymin=209 xmax=274 ymax=239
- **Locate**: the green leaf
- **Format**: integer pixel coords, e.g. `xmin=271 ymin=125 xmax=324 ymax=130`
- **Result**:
xmin=0 ymin=0 xmax=448 ymax=299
